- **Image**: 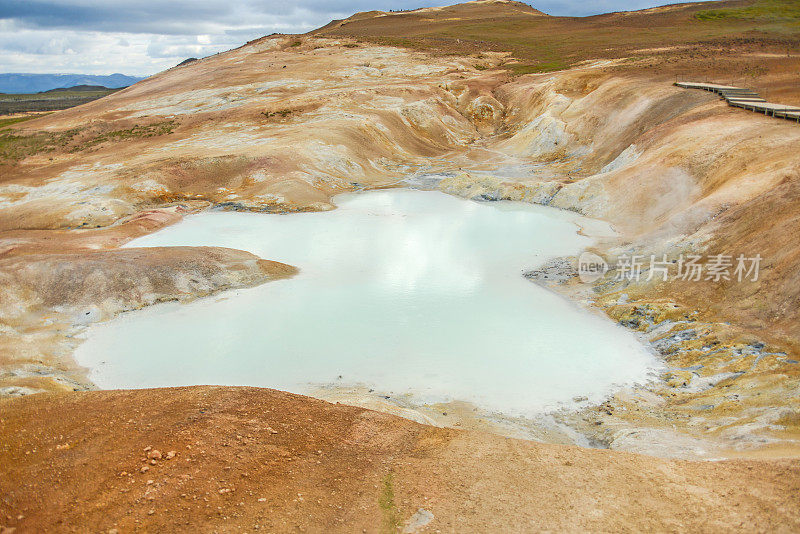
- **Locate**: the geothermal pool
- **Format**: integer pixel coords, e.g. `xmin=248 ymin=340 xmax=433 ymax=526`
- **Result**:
xmin=75 ymin=189 xmax=659 ymax=415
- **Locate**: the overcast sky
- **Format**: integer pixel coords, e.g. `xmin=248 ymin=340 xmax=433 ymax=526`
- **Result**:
xmin=0 ymin=1 xmax=708 ymax=75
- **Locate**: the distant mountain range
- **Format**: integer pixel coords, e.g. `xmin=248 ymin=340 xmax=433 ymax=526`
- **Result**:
xmin=0 ymin=73 xmax=145 ymax=94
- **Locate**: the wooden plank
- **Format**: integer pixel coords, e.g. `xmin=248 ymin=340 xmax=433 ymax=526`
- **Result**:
xmin=676 ymin=82 xmax=798 ymax=124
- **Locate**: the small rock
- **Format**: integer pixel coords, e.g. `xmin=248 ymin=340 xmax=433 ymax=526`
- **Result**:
xmin=165 ymin=451 xmax=176 ymax=460
xmin=257 ymin=497 xmax=267 ymax=502
xmin=140 ymin=466 xmax=150 ymax=473
xmin=402 ymin=508 xmax=434 ymax=533
xmin=147 ymin=450 xmax=162 ymax=460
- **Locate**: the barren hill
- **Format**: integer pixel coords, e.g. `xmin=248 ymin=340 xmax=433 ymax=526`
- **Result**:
xmin=317 ymin=0 xmax=800 ymax=101
xmin=319 ymin=0 xmax=546 ymax=32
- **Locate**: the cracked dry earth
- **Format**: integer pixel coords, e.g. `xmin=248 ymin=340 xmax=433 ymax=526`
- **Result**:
xmin=1 ymin=6 xmax=800 ymax=531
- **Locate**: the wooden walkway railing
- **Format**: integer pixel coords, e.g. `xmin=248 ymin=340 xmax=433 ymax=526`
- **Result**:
xmin=675 ymin=82 xmax=800 ymax=124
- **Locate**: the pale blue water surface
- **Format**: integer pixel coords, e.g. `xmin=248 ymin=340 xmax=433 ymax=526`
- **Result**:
xmin=75 ymin=189 xmax=659 ymax=415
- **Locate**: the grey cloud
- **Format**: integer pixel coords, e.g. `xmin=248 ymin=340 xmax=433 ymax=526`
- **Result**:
xmin=0 ymin=1 xmax=437 ymax=35
xmin=0 ymin=1 xmax=725 ymax=76
xmin=0 ymin=1 xmax=728 ymax=36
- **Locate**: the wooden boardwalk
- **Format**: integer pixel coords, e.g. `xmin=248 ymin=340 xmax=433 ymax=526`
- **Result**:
xmin=676 ymin=82 xmax=800 ymax=124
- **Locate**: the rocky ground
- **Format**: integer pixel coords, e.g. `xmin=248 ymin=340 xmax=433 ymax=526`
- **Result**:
xmin=1 ymin=0 xmax=800 ymax=530
xmin=2 ymin=386 xmax=800 ymax=533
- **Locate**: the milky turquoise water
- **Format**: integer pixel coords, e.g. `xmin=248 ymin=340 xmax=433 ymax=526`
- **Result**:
xmin=74 ymin=189 xmax=659 ymax=415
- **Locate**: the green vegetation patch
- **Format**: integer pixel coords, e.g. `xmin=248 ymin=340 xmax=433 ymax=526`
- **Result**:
xmin=72 ymin=120 xmax=176 ymax=151
xmin=0 ymin=128 xmax=79 ymax=162
xmin=378 ymin=472 xmax=401 ymax=533
xmin=0 ymin=115 xmax=39 ymax=129
xmin=695 ymin=0 xmax=800 ymax=22
xmin=1 ymin=119 xmax=176 ymax=162
xmin=262 ymin=109 xmax=297 ymax=120
xmin=508 ymin=61 xmax=567 ymax=75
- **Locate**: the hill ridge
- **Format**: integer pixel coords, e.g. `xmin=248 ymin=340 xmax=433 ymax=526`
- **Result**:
xmin=315 ymin=0 xmax=547 ymax=32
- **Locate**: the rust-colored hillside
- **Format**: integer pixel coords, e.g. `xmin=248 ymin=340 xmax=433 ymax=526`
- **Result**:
xmin=317 ymin=0 xmax=800 ymax=102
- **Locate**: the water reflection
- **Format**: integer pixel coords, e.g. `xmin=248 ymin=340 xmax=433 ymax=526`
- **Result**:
xmin=75 ymin=190 xmax=659 ymax=415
